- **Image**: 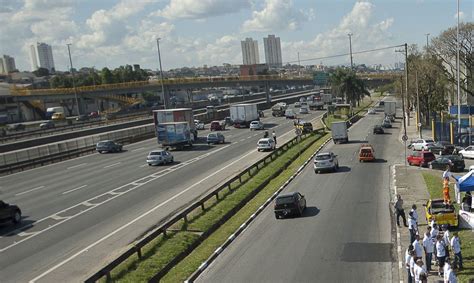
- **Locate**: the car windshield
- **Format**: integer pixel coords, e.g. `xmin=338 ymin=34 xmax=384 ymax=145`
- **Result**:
xmin=423 ymin=152 xmax=435 ymax=158
xmin=149 ymin=151 xmax=162 ymax=156
xmin=208 ymin=134 xmax=217 ymax=138
xmin=426 ymin=139 xmax=434 ymax=143
xmin=258 ymin=140 xmax=268 ymax=144
xmin=276 ymin=196 xmax=295 ymax=205
xmin=98 ymin=142 xmax=110 ymax=146
xmin=315 ymin=154 xmax=331 ymax=161
xmin=446 ymin=155 xmax=462 ymax=161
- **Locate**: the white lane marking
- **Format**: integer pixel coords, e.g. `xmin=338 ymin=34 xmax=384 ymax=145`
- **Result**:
xmin=104 ymin=162 xmax=121 ymax=169
xmin=67 ymin=163 xmax=87 ymax=170
xmin=1 ymin=145 xmax=231 ymax=254
xmin=62 ymin=185 xmax=88 ymax=195
xmin=29 ymin=144 xmax=258 ymax=283
xmin=247 ymin=136 xmax=252 ymax=139
xmin=132 ymin=147 xmax=145 ymax=152
xmin=240 ymin=139 xmax=246 ymax=142
xmin=15 ymin=186 xmax=45 ymax=196
xmin=139 ymin=164 xmax=148 ymax=168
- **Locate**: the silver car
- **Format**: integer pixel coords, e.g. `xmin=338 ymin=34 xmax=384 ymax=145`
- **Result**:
xmin=250 ymin=120 xmax=264 ymax=130
xmin=207 ymin=133 xmax=225 ymax=144
xmin=314 ymin=152 xmax=339 ymax=173
xmin=146 ymin=150 xmax=174 ymax=166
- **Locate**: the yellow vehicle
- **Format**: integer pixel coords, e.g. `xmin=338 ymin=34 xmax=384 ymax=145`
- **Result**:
xmin=423 ymin=199 xmax=458 ymax=227
xmin=51 ymin=112 xmax=65 ymax=120
xmin=358 ymin=144 xmax=375 ymax=162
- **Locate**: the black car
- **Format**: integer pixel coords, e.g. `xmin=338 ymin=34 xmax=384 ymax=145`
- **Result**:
xmin=429 ymin=155 xmax=465 ymax=172
xmin=39 ymin=120 xmax=55 ymax=129
xmin=381 ymin=120 xmax=392 ymax=128
xmin=96 ymin=140 xmax=123 ymax=153
xmin=76 ymin=114 xmax=90 ymax=121
xmin=373 ymin=125 xmax=384 ymax=134
xmin=0 ymin=200 xmax=22 ymax=225
xmin=430 ymin=141 xmax=456 ymax=155
xmin=8 ymin=123 xmax=25 ymax=131
xmin=274 ymin=192 xmax=306 ymax=219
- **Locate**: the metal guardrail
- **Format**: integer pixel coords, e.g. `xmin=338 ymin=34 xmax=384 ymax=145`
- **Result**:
xmin=85 ymin=128 xmax=325 ymax=283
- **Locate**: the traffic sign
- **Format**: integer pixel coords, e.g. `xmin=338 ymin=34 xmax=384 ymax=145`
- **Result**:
xmin=418 ymin=123 xmax=422 ymax=127
xmin=402 ymin=135 xmax=408 ymax=141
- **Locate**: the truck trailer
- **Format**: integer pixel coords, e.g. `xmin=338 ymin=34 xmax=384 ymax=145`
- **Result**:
xmin=384 ymin=101 xmax=396 ymax=117
xmin=156 ymin=122 xmax=193 ymax=150
xmin=331 ymin=121 xmax=349 ymax=144
xmin=230 ymin=103 xmax=259 ymax=128
xmin=153 ymin=108 xmax=197 ymax=139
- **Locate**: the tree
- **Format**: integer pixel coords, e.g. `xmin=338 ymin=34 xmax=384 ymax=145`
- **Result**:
xmin=329 ymin=68 xmax=370 ymax=107
xmin=100 ymin=67 xmax=114 ymax=84
xmin=34 ymin=67 xmax=50 ymax=77
xmin=430 ymin=22 xmax=473 ymax=99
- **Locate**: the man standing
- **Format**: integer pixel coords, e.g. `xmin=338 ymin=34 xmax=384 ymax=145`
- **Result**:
xmin=408 ymin=211 xmax=418 ymax=244
xmin=422 ymin=231 xmax=434 ymax=272
xmin=436 ymin=235 xmax=447 ymax=277
xmin=411 ymin=204 xmax=419 ymax=224
xmin=413 ymin=234 xmax=423 ymax=259
xmin=414 ymin=259 xmax=427 ymax=283
xmin=405 ymin=245 xmax=415 ymax=283
xmin=450 ymin=232 xmax=463 ymax=270
xmin=272 ymin=130 xmax=277 ymax=145
xmin=394 ymin=194 xmax=408 ymax=227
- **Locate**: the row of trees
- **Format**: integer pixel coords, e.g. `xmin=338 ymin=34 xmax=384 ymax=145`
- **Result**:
xmin=329 ymin=68 xmax=370 ymax=107
xmin=49 ymin=65 xmax=151 ymax=88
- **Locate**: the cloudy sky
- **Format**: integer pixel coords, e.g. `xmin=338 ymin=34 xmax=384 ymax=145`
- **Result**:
xmin=0 ymin=0 xmax=472 ymax=72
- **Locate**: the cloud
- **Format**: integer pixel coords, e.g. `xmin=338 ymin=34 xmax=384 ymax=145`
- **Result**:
xmin=241 ymin=0 xmax=313 ymax=32
xmin=154 ymin=0 xmax=250 ymax=19
xmin=454 ymin=11 xmax=465 ymax=20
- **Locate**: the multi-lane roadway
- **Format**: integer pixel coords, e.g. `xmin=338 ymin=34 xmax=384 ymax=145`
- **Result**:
xmin=0 ymin=105 xmax=325 ymax=282
xmin=197 ymin=102 xmax=406 ymax=282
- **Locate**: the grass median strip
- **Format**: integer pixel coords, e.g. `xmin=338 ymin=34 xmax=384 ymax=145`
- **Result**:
xmin=99 ymin=132 xmax=327 ymax=282
xmin=422 ymin=172 xmax=474 ymax=282
xmin=162 ymin=133 xmax=330 ymax=282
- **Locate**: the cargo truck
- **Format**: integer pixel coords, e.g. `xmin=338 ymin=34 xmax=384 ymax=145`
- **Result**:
xmin=156 ymin=122 xmax=193 ymax=150
xmin=331 ymin=121 xmax=349 ymax=144
xmin=321 ymin=94 xmax=333 ymax=105
xmin=308 ymin=97 xmax=324 ymax=110
xmin=230 ymin=103 xmax=259 ymax=128
xmin=46 ymin=106 xmax=66 ymax=119
xmin=384 ymin=101 xmax=396 ymax=117
xmin=271 ymin=102 xmax=288 ymax=117
xmin=153 ymin=108 xmax=197 ymax=140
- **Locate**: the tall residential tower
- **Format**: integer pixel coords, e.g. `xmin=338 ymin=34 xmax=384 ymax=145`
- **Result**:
xmin=29 ymin=42 xmax=55 ymax=72
xmin=263 ymin=35 xmax=282 ymax=67
xmin=241 ymin=38 xmax=260 ymax=65
xmin=0 ymin=55 xmax=16 ymax=74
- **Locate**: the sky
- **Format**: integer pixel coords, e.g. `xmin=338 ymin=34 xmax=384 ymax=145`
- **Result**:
xmin=0 ymin=0 xmax=472 ymax=72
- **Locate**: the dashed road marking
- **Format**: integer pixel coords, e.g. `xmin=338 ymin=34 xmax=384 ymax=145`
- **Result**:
xmin=62 ymin=185 xmax=88 ymax=195
xmin=67 ymin=163 xmax=87 ymax=170
xmin=15 ymin=186 xmax=45 ymax=196
xmin=131 ymin=147 xmax=145 ymax=152
xmin=104 ymin=162 xmax=121 ymax=169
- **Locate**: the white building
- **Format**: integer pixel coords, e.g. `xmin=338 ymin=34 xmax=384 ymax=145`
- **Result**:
xmin=264 ymin=35 xmax=282 ymax=67
xmin=29 ymin=42 xmax=55 ymax=72
xmin=241 ymin=38 xmax=260 ymax=65
xmin=0 ymin=55 xmax=16 ymax=74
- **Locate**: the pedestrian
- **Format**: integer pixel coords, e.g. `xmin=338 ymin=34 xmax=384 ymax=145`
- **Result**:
xmin=413 ymin=234 xmax=423 ymax=259
xmin=436 ymin=235 xmax=447 ymax=276
xmin=443 ymin=226 xmax=451 ymax=255
xmin=263 ymin=130 xmax=269 ymax=138
xmin=414 ymin=259 xmax=427 ymax=283
xmin=450 ymin=232 xmax=463 ymax=270
xmin=443 ymin=180 xmax=451 ymax=206
xmin=431 ymin=223 xmax=439 ymax=263
xmin=423 ymin=231 xmax=434 ymax=272
xmin=394 ymin=194 xmax=408 ymax=227
xmin=272 ymin=130 xmax=277 ymax=145
xmin=408 ymin=211 xmax=418 ymax=244
xmin=411 ymin=204 xmax=419 ymax=224
xmin=410 ymin=250 xmax=417 ymax=282
xmin=405 ymin=245 xmax=415 ymax=283
xmin=443 ymin=165 xmax=452 ymax=180
xmin=445 ymin=261 xmax=458 ymax=283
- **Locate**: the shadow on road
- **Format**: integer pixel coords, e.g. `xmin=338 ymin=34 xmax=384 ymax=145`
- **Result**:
xmin=335 ymin=166 xmax=351 ymax=173
xmin=300 ymin=206 xmax=320 ymax=218
xmin=263 ymin=123 xmax=278 ymax=129
xmin=346 ymin=140 xmax=368 ymax=144
xmin=372 ymin=158 xmax=388 ymax=163
xmin=0 ymin=218 xmax=35 ymax=237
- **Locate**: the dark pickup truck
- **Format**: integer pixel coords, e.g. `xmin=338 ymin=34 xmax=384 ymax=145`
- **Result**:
xmin=0 ymin=200 xmax=22 ymax=224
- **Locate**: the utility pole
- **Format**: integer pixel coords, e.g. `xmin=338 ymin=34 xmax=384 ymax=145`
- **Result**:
xmin=456 ymin=0 xmax=461 ymax=144
xmin=416 ymin=71 xmax=422 ymax=138
xmin=297 ymin=52 xmax=301 ymax=77
xmin=156 ymin=38 xmax=167 ymax=109
xmin=425 ymin=33 xmax=430 ymax=52
xmin=404 ymin=43 xmax=410 ymax=126
xmin=348 ymin=33 xmax=354 ymax=70
xmin=400 ymin=76 xmax=407 ymax=166
xmin=67 ymin=43 xmax=81 ymax=116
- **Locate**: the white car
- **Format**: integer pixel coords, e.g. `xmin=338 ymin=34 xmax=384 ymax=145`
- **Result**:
xmin=459 ymin=146 xmax=474 ymax=159
xmin=250 ymin=120 xmax=264 ymax=130
xmin=146 ymin=150 xmax=174 ymax=166
xmin=194 ymin=120 xmax=205 ymax=130
xmin=367 ymin=108 xmax=376 ymax=115
xmin=299 ymin=107 xmax=309 ymax=114
xmin=295 ymin=102 xmax=301 ymax=108
xmin=410 ymin=139 xmax=436 ymax=151
xmin=257 ymin=138 xmax=275 ymax=151
xmin=314 ymin=152 xmax=339 ymax=173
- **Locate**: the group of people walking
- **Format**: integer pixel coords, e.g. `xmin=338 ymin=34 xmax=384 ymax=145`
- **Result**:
xmin=395 ymin=194 xmax=463 ymax=283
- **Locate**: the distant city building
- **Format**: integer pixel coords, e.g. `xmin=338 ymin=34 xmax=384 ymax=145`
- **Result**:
xmin=240 ymin=64 xmax=268 ymax=76
xmin=0 ymin=55 xmax=16 ymax=74
xmin=263 ymin=35 xmax=282 ymax=67
xmin=241 ymin=38 xmax=260 ymax=65
xmin=133 ymin=64 xmax=141 ymax=71
xmin=29 ymin=42 xmax=55 ymax=72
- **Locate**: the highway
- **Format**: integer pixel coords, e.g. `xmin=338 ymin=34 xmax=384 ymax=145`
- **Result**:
xmin=197 ymin=103 xmax=405 ymax=282
xmin=0 ymin=105 xmax=325 ymax=282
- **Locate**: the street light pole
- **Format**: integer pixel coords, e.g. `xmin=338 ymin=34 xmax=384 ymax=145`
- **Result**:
xmin=348 ymin=33 xmax=354 ymax=70
xmin=404 ymin=43 xmax=410 ymax=126
xmin=67 ymin=43 xmax=80 ymax=116
xmin=425 ymin=33 xmax=430 ymax=52
xmin=456 ymin=0 xmax=461 ymax=143
xmin=156 ymin=38 xmax=166 ymax=109
xmin=297 ymin=52 xmax=301 ymax=77
xmin=416 ymin=71 xmax=422 ymax=138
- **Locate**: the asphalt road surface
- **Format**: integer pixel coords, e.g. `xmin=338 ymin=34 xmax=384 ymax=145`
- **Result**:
xmin=0 ymin=105 xmax=324 ymax=282
xmin=197 ymin=104 xmax=405 ymax=283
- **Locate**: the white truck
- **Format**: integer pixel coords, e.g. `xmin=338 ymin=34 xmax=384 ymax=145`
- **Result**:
xmin=384 ymin=101 xmax=396 ymax=117
xmin=321 ymin=93 xmax=333 ymax=104
xmin=230 ymin=103 xmax=259 ymax=128
xmin=308 ymin=97 xmax=324 ymax=110
xmin=153 ymin=108 xmax=197 ymax=140
xmin=156 ymin=122 xmax=193 ymax=150
xmin=331 ymin=121 xmax=349 ymax=144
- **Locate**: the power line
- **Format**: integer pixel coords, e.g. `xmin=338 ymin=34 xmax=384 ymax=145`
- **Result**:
xmin=286 ymin=44 xmax=405 ymax=64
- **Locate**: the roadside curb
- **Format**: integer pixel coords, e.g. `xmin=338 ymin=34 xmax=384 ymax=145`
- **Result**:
xmin=390 ymin=163 xmax=404 ymax=283
xmin=185 ymin=136 xmax=333 ymax=282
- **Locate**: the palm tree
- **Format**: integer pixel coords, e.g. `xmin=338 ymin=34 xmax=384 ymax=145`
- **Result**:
xmin=329 ymin=68 xmax=370 ymax=107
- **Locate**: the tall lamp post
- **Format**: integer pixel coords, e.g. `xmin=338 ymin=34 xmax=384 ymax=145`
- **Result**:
xmin=425 ymin=33 xmax=430 ymax=52
xmin=348 ymin=33 xmax=354 ymax=70
xmin=456 ymin=0 xmax=461 ymax=143
xmin=156 ymin=38 xmax=166 ymax=109
xmin=67 ymin=43 xmax=80 ymax=116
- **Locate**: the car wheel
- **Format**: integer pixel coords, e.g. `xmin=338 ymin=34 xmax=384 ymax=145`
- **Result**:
xmin=222 ymin=139 xmax=225 ymax=144
xmin=12 ymin=210 xmax=21 ymax=224
xmin=459 ymin=154 xmax=463 ymax=159
xmin=275 ymin=213 xmax=280 ymax=219
xmin=171 ymin=157 xmax=174 ymax=163
xmin=98 ymin=151 xmax=102 ymax=154
xmin=208 ymin=142 xmax=210 ymax=145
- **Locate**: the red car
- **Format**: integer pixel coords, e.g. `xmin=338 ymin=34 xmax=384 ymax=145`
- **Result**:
xmin=407 ymin=151 xmax=436 ymax=167
xmin=210 ymin=120 xmax=225 ymax=131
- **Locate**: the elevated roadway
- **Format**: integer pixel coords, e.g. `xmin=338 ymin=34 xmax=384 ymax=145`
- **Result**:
xmin=197 ymin=101 xmax=405 ymax=282
xmin=0 ymin=104 xmax=326 ymax=282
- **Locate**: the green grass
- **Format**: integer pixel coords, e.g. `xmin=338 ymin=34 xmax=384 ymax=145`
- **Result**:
xmin=422 ymin=172 xmax=473 ymax=282
xmin=162 ymin=133 xmax=331 ymax=283
xmin=101 ymin=133 xmax=326 ymax=282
